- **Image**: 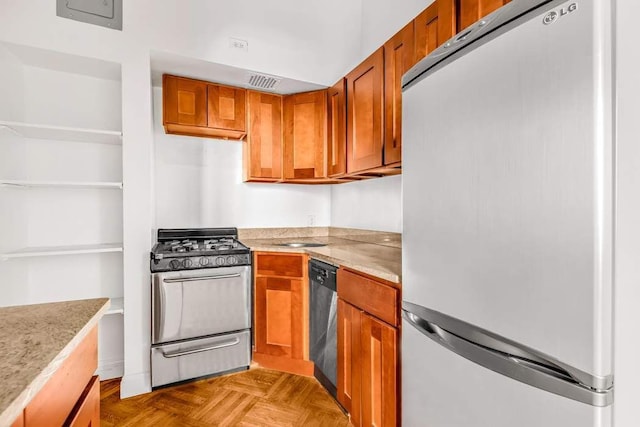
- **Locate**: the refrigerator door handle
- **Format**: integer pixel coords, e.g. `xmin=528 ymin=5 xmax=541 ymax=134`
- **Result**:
xmin=402 ymin=302 xmax=613 ymax=407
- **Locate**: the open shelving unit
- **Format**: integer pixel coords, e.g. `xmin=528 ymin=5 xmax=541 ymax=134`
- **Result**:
xmin=0 ymin=120 xmax=122 ymax=145
xmin=0 ymin=41 xmax=125 ymax=380
xmin=0 ymin=180 xmax=123 ymax=189
xmin=0 ymin=243 xmax=123 ymax=260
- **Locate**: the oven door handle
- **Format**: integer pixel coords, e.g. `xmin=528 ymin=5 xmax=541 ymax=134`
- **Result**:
xmin=161 ymin=337 xmax=241 ymax=358
xmin=163 ymin=273 xmax=241 ymax=283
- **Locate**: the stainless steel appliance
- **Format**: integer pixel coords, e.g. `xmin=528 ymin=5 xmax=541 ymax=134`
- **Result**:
xmin=150 ymin=228 xmax=252 ymax=388
xmin=309 ymin=258 xmax=338 ymax=399
xmin=401 ymin=0 xmax=614 ymax=426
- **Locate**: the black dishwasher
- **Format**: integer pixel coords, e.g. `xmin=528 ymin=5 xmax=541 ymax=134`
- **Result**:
xmin=309 ymin=258 xmax=338 ymax=399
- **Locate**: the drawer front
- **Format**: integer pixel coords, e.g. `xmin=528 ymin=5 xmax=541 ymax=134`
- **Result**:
xmin=337 ymin=269 xmax=398 ymax=327
xmin=151 ymin=330 xmax=251 ymax=387
xmin=25 ymin=327 xmax=98 ymax=427
xmin=255 ymin=252 xmax=305 ymax=278
xmin=65 ymin=376 xmax=100 ymax=427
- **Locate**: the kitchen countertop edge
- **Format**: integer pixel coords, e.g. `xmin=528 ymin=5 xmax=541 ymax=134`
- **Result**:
xmin=0 ymin=298 xmax=110 ymax=426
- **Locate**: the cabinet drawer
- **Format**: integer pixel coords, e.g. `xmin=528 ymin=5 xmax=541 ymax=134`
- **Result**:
xmin=255 ymin=252 xmax=305 ymax=278
xmin=337 ymin=269 xmax=399 ymax=327
xmin=25 ymin=327 xmax=98 ymax=427
xmin=64 ymin=376 xmax=100 ymax=427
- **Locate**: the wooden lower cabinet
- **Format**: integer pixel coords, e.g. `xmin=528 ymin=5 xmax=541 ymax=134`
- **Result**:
xmin=337 ymin=268 xmax=399 ymax=427
xmin=253 ymin=251 xmax=314 ymax=375
xmin=12 ymin=327 xmax=100 ymax=427
xmin=338 ymin=302 xmax=398 ymax=427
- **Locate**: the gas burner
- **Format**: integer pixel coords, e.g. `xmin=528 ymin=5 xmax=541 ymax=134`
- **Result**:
xmin=151 ymin=228 xmax=251 ymax=272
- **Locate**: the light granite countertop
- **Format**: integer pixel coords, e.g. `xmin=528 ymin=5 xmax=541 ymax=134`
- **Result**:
xmin=0 ymin=298 xmax=110 ymax=426
xmin=241 ymin=228 xmax=402 ymax=283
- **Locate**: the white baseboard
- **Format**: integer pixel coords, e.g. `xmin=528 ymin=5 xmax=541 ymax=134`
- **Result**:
xmin=119 ymin=371 xmax=151 ymax=398
xmin=97 ymin=359 xmax=124 ymax=380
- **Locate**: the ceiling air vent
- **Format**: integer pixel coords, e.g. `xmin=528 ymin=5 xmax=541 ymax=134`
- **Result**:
xmin=247 ymin=73 xmax=282 ymax=90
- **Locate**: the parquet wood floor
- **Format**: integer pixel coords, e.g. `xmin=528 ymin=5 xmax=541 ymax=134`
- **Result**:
xmin=100 ymin=368 xmax=350 ymax=426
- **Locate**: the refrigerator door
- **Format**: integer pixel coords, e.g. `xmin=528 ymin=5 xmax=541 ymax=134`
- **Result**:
xmin=402 ymin=0 xmax=613 ymax=393
xmin=402 ymin=318 xmax=611 ymax=427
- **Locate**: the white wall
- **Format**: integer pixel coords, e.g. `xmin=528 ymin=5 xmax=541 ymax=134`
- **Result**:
xmin=153 ymin=88 xmax=331 ymax=229
xmin=331 ymin=175 xmax=401 ymax=232
xmin=614 ymin=0 xmax=640 ymax=424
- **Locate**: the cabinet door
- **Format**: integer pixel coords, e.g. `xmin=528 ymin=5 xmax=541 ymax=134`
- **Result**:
xmin=245 ymin=91 xmax=283 ymax=181
xmin=207 ymin=84 xmax=246 ymax=133
xmin=327 ymin=79 xmax=347 ymax=177
xmin=163 ymin=75 xmax=207 ymax=127
xmin=337 ymin=299 xmax=362 ymax=426
xmin=254 ymin=276 xmax=306 ymax=359
xmin=360 ymin=314 xmax=398 ymax=427
xmin=458 ymin=0 xmax=510 ymax=31
xmin=283 ymin=90 xmax=327 ymax=180
xmin=383 ymin=21 xmax=415 ymax=166
xmin=414 ymin=0 xmax=457 ymax=62
xmin=66 ymin=376 xmax=100 ymax=427
xmin=346 ymin=47 xmax=384 ymax=174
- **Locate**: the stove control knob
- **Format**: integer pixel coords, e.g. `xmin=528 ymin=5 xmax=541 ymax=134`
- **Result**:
xmin=199 ymin=257 xmax=210 ymax=267
xmin=183 ymin=258 xmax=193 ymax=268
xmin=227 ymin=256 xmax=237 ymax=265
xmin=216 ymin=256 xmax=225 ymax=266
xmin=169 ymin=259 xmax=182 ymax=270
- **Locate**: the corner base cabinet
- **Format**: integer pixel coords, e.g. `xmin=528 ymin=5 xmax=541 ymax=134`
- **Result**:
xmin=337 ymin=268 xmax=400 ymax=427
xmin=253 ymin=251 xmax=314 ymax=376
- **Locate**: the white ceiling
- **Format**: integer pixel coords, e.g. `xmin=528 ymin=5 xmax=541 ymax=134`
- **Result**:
xmin=150 ymin=50 xmax=326 ymax=94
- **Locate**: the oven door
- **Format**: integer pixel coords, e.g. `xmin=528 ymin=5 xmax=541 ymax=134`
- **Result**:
xmin=152 ymin=265 xmax=251 ymax=344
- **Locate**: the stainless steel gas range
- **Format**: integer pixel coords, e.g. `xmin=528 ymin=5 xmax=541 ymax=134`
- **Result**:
xmin=150 ymin=228 xmax=252 ymax=388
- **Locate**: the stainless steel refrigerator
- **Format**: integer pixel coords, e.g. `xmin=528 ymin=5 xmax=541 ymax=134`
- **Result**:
xmin=401 ymin=0 xmax=613 ymax=426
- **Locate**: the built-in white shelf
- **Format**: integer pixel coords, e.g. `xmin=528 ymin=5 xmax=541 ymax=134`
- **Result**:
xmin=0 ymin=180 xmax=123 ymax=189
xmin=105 ymin=297 xmax=124 ymax=315
xmin=0 ymin=120 xmax=122 ymax=145
xmin=0 ymin=243 xmax=123 ymax=260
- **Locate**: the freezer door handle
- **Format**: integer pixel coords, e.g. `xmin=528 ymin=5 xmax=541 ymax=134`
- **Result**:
xmin=402 ymin=301 xmax=613 ymax=407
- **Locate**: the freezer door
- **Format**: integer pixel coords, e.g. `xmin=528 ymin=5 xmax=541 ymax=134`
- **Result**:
xmin=402 ymin=318 xmax=611 ymax=427
xmin=402 ymin=0 xmax=613 ymax=383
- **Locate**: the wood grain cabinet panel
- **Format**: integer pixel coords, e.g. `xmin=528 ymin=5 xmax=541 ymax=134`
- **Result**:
xmin=327 ymin=79 xmax=347 ymax=177
xmin=337 ymin=269 xmax=399 ymax=427
xmin=65 ymin=375 xmax=100 ymax=427
xmin=346 ymin=47 xmax=385 ymax=174
xmin=415 ymin=0 xmax=457 ymax=63
xmin=244 ymin=91 xmax=283 ymax=182
xmin=283 ymin=90 xmax=328 ymax=180
xmin=457 ymin=0 xmax=510 ymax=31
xmin=383 ymin=21 xmax=415 ymax=167
xmin=337 ymin=299 xmax=362 ymax=426
xmin=207 ymin=84 xmax=247 ymax=137
xmin=24 ymin=327 xmax=98 ymax=427
xmin=163 ymin=75 xmax=207 ymax=127
xmin=360 ymin=314 xmax=398 ymax=427
xmin=253 ymin=252 xmax=313 ymax=375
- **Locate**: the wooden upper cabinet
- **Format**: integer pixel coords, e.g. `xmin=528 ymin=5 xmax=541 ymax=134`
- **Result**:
xmin=207 ymin=84 xmax=246 ymax=138
xmin=163 ymin=75 xmax=207 ymax=127
xmin=383 ymin=21 xmax=415 ymax=166
xmin=283 ymin=90 xmax=327 ymax=180
xmin=457 ymin=0 xmax=510 ymax=31
xmin=415 ymin=0 xmax=457 ymax=63
xmin=327 ymin=79 xmax=347 ymax=177
xmin=163 ymin=75 xmax=247 ymax=140
xmin=244 ymin=91 xmax=283 ymax=181
xmin=346 ymin=47 xmax=385 ymax=174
